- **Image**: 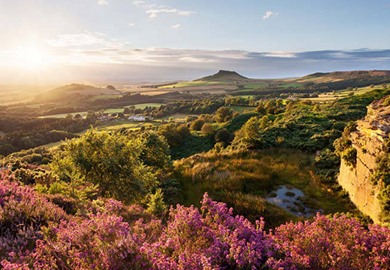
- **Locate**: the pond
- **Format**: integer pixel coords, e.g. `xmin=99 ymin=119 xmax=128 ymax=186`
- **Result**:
xmin=266 ymin=185 xmax=320 ymax=217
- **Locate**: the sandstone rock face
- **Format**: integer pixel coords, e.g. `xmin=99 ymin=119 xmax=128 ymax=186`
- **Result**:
xmin=338 ymin=96 xmax=390 ymax=225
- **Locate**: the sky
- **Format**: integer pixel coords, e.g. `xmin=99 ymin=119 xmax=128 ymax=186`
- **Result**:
xmin=0 ymin=0 xmax=390 ymax=84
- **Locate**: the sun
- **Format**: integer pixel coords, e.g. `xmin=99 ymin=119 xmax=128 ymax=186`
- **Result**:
xmin=10 ymin=45 xmax=51 ymax=71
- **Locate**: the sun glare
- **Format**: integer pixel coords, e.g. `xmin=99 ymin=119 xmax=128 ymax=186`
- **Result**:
xmin=10 ymin=45 xmax=50 ymax=71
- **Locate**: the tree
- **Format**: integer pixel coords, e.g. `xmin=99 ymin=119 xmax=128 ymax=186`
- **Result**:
xmin=256 ymin=101 xmax=267 ymax=115
xmin=201 ymin=123 xmax=214 ymax=136
xmin=190 ymin=119 xmax=205 ymax=131
xmin=215 ymin=107 xmax=233 ymax=123
xmin=106 ymin=85 xmax=116 ymax=90
xmin=139 ymin=131 xmax=171 ymax=171
xmin=51 ymin=130 xmax=156 ymax=203
xmin=74 ymin=114 xmax=83 ymax=120
xmin=123 ymin=107 xmax=130 ymax=114
xmin=86 ymin=111 xmax=97 ymax=124
xmin=215 ymin=128 xmax=232 ymax=146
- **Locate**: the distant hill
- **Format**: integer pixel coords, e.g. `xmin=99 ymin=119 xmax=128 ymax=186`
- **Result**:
xmin=197 ymin=70 xmax=249 ymax=82
xmin=299 ymin=70 xmax=390 ymax=83
xmin=41 ymin=84 xmax=121 ymax=102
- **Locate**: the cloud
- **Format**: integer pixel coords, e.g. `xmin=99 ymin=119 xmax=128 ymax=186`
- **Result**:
xmin=146 ymin=8 xmax=196 ymax=18
xmin=46 ymin=32 xmax=123 ymax=52
xmin=171 ymin=24 xmax=181 ymax=29
xmin=179 ymin=56 xmax=215 ymax=63
xmin=262 ymin=51 xmax=296 ymax=58
xmin=6 ymin=39 xmax=390 ymax=82
xmin=262 ymin=11 xmax=278 ymax=20
xmin=97 ymin=0 xmax=108 ymax=5
xmin=133 ymin=0 xmax=147 ymax=7
xmin=132 ymin=1 xmax=196 ymax=18
xmin=47 ymin=32 xmax=108 ymax=47
xmin=47 ymin=32 xmax=110 ymax=48
xmin=128 ymin=23 xmax=136 ymax=27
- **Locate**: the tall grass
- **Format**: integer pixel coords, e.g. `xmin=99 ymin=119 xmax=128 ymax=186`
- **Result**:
xmin=174 ymin=149 xmax=356 ymax=228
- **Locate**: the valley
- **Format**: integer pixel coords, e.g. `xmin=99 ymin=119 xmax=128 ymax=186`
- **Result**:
xmin=1 ymin=69 xmax=389 ymax=268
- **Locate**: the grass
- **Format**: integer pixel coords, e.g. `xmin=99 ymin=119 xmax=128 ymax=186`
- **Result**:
xmin=173 ymin=149 xmax=357 ymax=228
xmin=41 ymin=141 xmax=65 ymax=149
xmin=161 ymin=113 xmax=192 ymax=122
xmin=159 ymin=81 xmax=221 ymax=89
xmin=236 ymin=95 xmax=255 ymax=99
xmin=230 ymin=106 xmax=256 ymax=113
xmin=89 ymin=95 xmax=122 ymax=101
xmin=98 ymin=121 xmax=160 ymax=131
xmin=131 ymin=103 xmax=164 ymax=109
xmin=243 ymin=82 xmax=268 ymax=89
xmin=39 ymin=111 xmax=88 ymax=119
xmin=39 ymin=103 xmax=164 ymax=118
xmin=303 ymin=86 xmax=387 ymax=102
xmin=279 ymin=83 xmax=301 ymax=89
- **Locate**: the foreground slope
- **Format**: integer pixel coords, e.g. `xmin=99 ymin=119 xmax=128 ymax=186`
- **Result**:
xmin=0 ymin=174 xmax=389 ymax=269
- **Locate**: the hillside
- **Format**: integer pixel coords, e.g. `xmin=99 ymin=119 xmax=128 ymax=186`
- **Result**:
xmin=298 ymin=70 xmax=390 ymax=83
xmin=197 ymin=70 xmax=249 ymax=82
xmin=41 ymin=84 xmax=121 ymax=102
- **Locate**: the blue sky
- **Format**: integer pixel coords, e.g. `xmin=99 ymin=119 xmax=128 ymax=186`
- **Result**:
xmin=1 ymin=0 xmax=390 ymax=83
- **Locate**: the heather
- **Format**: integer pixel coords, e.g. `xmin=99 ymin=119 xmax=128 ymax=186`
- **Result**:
xmin=0 ymin=172 xmax=66 ymax=265
xmin=1 ymin=175 xmax=389 ymax=269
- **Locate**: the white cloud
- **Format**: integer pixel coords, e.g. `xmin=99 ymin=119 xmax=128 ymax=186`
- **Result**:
xmin=133 ymin=0 xmax=146 ymax=7
xmin=132 ymin=1 xmax=196 ymax=18
xmin=179 ymin=56 xmax=215 ymax=63
xmin=171 ymin=24 xmax=181 ymax=29
xmin=47 ymin=33 xmax=106 ymax=47
xmin=262 ymin=11 xmax=278 ymax=20
xmin=132 ymin=0 xmax=159 ymax=10
xmin=97 ymin=0 xmax=108 ymax=5
xmin=146 ymin=8 xmax=196 ymax=18
xmin=46 ymin=32 xmax=122 ymax=50
xmin=128 ymin=23 xmax=136 ymax=27
xmin=263 ymin=51 xmax=296 ymax=58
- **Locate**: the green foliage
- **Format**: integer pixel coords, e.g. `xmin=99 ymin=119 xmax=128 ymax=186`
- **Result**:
xmin=378 ymin=185 xmax=390 ymax=224
xmin=139 ymin=131 xmax=171 ymax=171
xmin=215 ymin=106 xmax=234 ymax=123
xmin=372 ymin=138 xmax=390 ymax=224
xmin=214 ymin=128 xmax=232 ymax=147
xmin=0 ymin=116 xmax=89 ymax=156
xmin=174 ymin=149 xmax=355 ymax=228
xmin=200 ymin=123 xmax=214 ymax=136
xmin=50 ymin=129 xmax=157 ymax=203
xmin=5 ymin=147 xmax=52 ymax=165
xmin=224 ymin=112 xmax=258 ymax=133
xmin=232 ymin=90 xmax=389 ymax=152
xmin=146 ymin=189 xmax=167 ymax=216
xmin=190 ymin=119 xmax=205 ymax=131
xmin=334 ymin=122 xmax=357 ymax=167
xmin=170 ymin=133 xmax=215 ymax=160
xmin=158 ymin=123 xmax=190 ymax=147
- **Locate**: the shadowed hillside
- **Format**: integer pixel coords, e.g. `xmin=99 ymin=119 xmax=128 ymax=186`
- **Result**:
xmin=298 ymin=70 xmax=390 ymax=83
xmin=197 ymin=70 xmax=249 ymax=82
xmin=41 ymin=84 xmax=121 ymax=102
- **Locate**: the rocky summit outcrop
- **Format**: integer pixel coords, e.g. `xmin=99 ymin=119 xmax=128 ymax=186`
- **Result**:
xmin=338 ymin=96 xmax=390 ymax=225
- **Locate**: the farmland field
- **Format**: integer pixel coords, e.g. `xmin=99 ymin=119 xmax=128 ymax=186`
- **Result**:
xmin=303 ymin=85 xmax=388 ymax=102
xmin=39 ymin=103 xmax=164 ymax=118
xmin=159 ymin=81 xmax=221 ymax=89
xmin=243 ymin=82 xmax=268 ymax=89
xmin=230 ymin=106 xmax=256 ymax=113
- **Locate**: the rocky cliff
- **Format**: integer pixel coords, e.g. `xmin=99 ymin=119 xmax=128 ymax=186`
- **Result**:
xmin=338 ymin=96 xmax=390 ymax=225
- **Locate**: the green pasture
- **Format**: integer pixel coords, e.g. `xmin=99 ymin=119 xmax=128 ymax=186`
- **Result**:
xmin=159 ymin=81 xmax=221 ymax=89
